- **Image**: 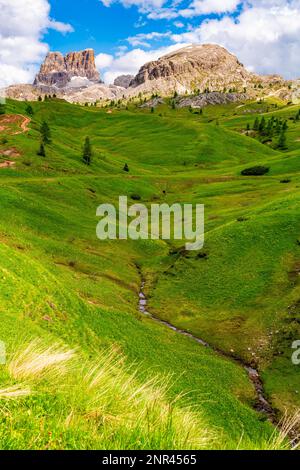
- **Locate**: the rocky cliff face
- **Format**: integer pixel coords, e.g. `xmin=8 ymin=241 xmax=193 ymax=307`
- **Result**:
xmin=34 ymin=49 xmax=101 ymax=88
xmin=128 ymin=44 xmax=287 ymax=96
xmin=114 ymin=75 xmax=134 ymax=88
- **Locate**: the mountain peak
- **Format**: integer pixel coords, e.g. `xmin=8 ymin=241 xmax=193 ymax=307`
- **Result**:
xmin=34 ymin=48 xmax=101 ymax=89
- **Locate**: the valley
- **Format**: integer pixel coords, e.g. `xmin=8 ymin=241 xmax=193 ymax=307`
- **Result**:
xmin=0 ymin=93 xmax=299 ymax=449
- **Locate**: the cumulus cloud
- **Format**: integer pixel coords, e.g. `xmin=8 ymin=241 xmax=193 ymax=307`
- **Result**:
xmin=97 ymin=43 xmax=190 ymax=84
xmin=95 ymin=53 xmax=114 ymax=69
xmin=0 ymin=0 xmax=73 ymax=88
xmin=179 ymin=0 xmax=241 ymax=17
xmin=171 ymin=1 xmax=300 ymax=78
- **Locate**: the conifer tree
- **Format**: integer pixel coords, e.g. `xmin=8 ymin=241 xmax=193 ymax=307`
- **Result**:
xmin=40 ymin=121 xmax=51 ymax=144
xmin=82 ymin=137 xmax=92 ymax=165
xmin=37 ymin=142 xmax=46 ymax=157
xmin=253 ymin=117 xmax=259 ymax=131
xmin=277 ymin=130 xmax=287 ymax=150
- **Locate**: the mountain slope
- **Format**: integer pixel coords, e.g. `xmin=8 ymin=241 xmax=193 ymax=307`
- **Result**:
xmin=0 ymin=96 xmax=300 ymax=448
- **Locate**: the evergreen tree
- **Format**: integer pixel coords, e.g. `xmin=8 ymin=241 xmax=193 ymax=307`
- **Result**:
xmin=26 ymin=104 xmax=34 ymax=116
xmin=37 ymin=142 xmax=46 ymax=157
xmin=123 ymin=163 xmax=129 ymax=172
xmin=82 ymin=137 xmax=92 ymax=165
xmin=259 ymin=116 xmax=266 ymax=133
xmin=38 ymin=96 xmax=42 ymax=102
xmin=277 ymin=130 xmax=287 ymax=150
xmin=266 ymin=119 xmax=273 ymax=137
xmin=274 ymin=119 xmax=281 ymax=134
xmin=253 ymin=117 xmax=259 ymax=131
xmin=40 ymin=121 xmax=51 ymax=144
xmin=0 ymin=103 xmax=5 ymax=115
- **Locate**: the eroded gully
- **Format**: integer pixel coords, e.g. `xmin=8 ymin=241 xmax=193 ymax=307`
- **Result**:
xmin=138 ymin=278 xmax=277 ymax=424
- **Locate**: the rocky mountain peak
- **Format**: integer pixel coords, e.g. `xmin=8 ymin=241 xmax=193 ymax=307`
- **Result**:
xmin=34 ymin=49 xmax=101 ymax=89
xmin=128 ymin=44 xmax=255 ymax=95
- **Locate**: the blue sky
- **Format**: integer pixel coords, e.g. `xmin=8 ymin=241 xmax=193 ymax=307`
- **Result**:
xmin=46 ymin=0 xmax=243 ymax=56
xmin=1 ymin=0 xmax=300 ymax=87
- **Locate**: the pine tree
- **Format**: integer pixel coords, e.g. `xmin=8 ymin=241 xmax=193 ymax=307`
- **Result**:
xmin=277 ymin=130 xmax=287 ymax=150
xmin=26 ymin=104 xmax=34 ymax=116
xmin=266 ymin=119 xmax=273 ymax=137
xmin=0 ymin=103 xmax=5 ymax=115
xmin=253 ymin=117 xmax=259 ymax=131
xmin=82 ymin=137 xmax=92 ymax=165
xmin=40 ymin=121 xmax=51 ymax=144
xmin=123 ymin=163 xmax=129 ymax=172
xmin=259 ymin=116 xmax=266 ymax=133
xmin=37 ymin=142 xmax=46 ymax=157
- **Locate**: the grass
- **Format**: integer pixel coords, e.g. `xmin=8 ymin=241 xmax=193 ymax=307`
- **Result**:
xmin=0 ymin=96 xmax=299 ymax=449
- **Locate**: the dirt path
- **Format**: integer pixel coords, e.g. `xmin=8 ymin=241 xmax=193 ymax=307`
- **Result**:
xmin=0 ymin=114 xmax=31 ymax=135
xmin=17 ymin=115 xmax=31 ymax=134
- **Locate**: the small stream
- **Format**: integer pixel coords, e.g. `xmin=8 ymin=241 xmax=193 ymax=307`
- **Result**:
xmin=138 ymin=279 xmax=276 ymax=423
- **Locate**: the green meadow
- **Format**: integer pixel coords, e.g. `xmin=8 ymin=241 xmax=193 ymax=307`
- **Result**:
xmin=0 ymin=96 xmax=299 ymax=449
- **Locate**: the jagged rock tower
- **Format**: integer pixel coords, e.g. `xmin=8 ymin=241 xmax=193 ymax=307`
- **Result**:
xmin=34 ymin=49 xmax=101 ymax=89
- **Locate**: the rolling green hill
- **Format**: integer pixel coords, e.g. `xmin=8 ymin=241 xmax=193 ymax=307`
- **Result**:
xmin=0 ymin=96 xmax=299 ymax=449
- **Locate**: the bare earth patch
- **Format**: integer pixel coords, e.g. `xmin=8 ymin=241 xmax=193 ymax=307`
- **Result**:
xmin=0 ymin=114 xmax=31 ymax=135
xmin=0 ymin=147 xmax=22 ymax=169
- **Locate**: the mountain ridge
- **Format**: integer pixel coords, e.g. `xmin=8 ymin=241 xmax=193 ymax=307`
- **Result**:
xmin=2 ymin=44 xmax=296 ymax=105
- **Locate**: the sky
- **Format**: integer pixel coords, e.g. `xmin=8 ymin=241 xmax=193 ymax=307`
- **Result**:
xmin=1 ymin=0 xmax=300 ymax=88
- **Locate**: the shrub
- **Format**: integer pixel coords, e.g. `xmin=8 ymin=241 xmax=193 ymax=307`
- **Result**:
xmin=241 ymin=166 xmax=270 ymax=176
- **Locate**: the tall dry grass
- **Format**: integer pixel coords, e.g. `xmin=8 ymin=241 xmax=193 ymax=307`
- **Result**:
xmin=0 ymin=339 xmax=299 ymax=450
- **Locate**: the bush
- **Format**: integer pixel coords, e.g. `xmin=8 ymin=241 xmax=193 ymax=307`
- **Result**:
xmin=280 ymin=179 xmax=291 ymax=184
xmin=241 ymin=166 xmax=270 ymax=176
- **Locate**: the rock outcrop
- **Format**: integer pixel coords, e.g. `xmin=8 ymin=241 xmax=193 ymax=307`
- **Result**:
xmin=34 ymin=49 xmax=101 ymax=88
xmin=127 ymin=44 xmax=289 ymax=98
xmin=114 ymin=75 xmax=134 ymax=88
xmin=177 ymin=92 xmax=248 ymax=108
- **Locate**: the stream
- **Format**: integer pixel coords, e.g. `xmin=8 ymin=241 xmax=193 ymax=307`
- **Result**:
xmin=138 ymin=279 xmax=277 ymax=423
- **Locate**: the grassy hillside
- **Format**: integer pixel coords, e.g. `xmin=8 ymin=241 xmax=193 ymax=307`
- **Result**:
xmin=0 ymin=96 xmax=299 ymax=449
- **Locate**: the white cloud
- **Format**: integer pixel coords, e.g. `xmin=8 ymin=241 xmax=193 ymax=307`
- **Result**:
xmin=100 ymin=0 xmax=166 ymax=10
xmin=48 ymin=20 xmax=74 ymax=34
xmin=99 ymin=43 xmax=190 ymax=84
xmin=171 ymin=1 xmax=300 ymax=78
xmin=147 ymin=8 xmax=179 ymax=19
xmin=0 ymin=0 xmax=73 ymax=88
xmin=95 ymin=53 xmax=114 ymax=69
xmin=127 ymin=31 xmax=171 ymax=47
xmin=174 ymin=21 xmax=185 ymax=28
xmin=179 ymin=0 xmax=240 ymax=17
